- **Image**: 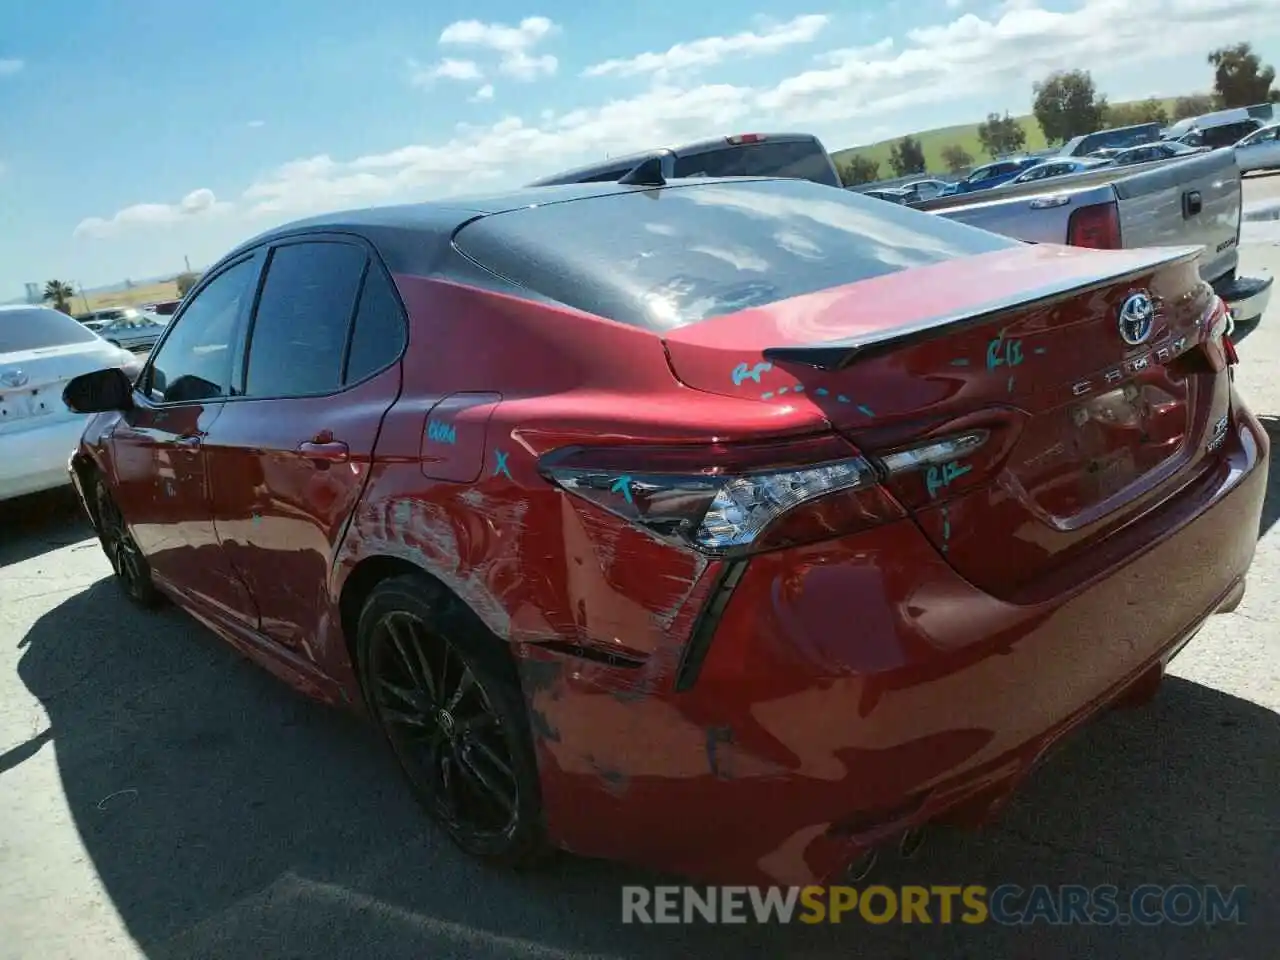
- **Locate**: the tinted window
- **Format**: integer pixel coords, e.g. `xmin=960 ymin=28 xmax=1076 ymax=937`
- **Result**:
xmin=344 ymin=266 xmax=407 ymax=384
xmin=244 ymin=241 xmax=367 ymax=398
xmin=0 ymin=307 xmax=102 ymax=353
xmin=146 ymin=258 xmax=256 ymax=403
xmin=673 ymin=140 xmax=840 ymax=187
xmin=454 ymin=177 xmax=1019 ymax=332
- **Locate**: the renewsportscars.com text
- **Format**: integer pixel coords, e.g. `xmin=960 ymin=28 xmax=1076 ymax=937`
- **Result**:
xmin=621 ymin=884 xmax=1247 ymax=926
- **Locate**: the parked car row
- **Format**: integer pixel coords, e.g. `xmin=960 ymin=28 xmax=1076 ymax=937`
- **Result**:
xmin=72 ymin=306 xmax=167 ymax=351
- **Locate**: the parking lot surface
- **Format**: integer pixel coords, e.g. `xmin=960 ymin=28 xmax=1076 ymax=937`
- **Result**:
xmin=3 ymin=178 xmax=1280 ymax=960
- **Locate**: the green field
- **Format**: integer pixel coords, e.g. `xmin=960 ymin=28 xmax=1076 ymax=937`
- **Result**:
xmin=830 ymin=98 xmax=1182 ymax=179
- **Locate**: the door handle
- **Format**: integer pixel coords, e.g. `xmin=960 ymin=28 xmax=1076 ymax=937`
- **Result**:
xmin=297 ymin=439 xmax=349 ymax=462
xmin=174 ymin=433 xmax=202 ymax=449
xmin=1182 ymin=190 xmax=1202 ymax=218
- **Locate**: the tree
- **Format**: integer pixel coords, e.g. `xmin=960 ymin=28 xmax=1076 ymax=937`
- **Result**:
xmin=43 ymin=280 xmax=75 ymax=314
xmin=976 ymin=111 xmax=1028 ymax=159
xmin=888 ymin=135 xmax=927 ymax=177
xmin=839 ymin=155 xmax=881 ymax=186
xmin=941 ymin=143 xmax=974 ymax=173
xmin=1208 ymin=43 xmax=1279 ymax=107
xmin=1172 ymin=93 xmax=1215 ymax=120
xmin=1106 ymin=97 xmax=1168 ymax=127
xmin=175 ymin=271 xmax=200 ymax=297
xmin=1032 ymin=69 xmax=1109 ymax=144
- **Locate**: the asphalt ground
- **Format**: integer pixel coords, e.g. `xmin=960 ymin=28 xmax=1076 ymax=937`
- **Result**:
xmin=2 ymin=175 xmax=1279 ymax=960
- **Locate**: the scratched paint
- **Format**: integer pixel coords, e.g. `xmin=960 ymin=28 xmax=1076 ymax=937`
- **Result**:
xmin=731 ymin=361 xmax=773 ymax=386
xmin=925 ymin=460 xmax=972 ymax=499
xmin=426 ymin=420 xmax=457 ymax=444
xmin=941 ymin=504 xmax=951 ymax=554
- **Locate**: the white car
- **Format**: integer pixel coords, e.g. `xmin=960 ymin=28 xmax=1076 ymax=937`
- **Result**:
xmin=1235 ymin=122 xmax=1280 ymax=174
xmin=0 ymin=304 xmax=143 ymax=501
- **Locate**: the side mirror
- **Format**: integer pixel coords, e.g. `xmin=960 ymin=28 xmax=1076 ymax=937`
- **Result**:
xmin=63 ymin=366 xmax=135 ymax=413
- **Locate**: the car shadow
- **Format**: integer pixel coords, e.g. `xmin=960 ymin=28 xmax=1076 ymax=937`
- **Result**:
xmin=1256 ymin=415 xmax=1280 ymax=540
xmin=13 ymin=580 xmax=1280 ymax=959
xmin=0 ymin=487 xmax=93 ymax=568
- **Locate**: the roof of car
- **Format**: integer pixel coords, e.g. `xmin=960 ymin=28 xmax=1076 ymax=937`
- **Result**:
xmin=214 ymin=177 xmax=801 ymax=277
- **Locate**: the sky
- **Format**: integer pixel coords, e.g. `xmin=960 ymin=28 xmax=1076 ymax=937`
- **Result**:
xmin=1 ymin=0 xmax=1278 ymax=298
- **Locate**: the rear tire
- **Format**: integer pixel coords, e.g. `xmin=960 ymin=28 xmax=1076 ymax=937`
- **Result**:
xmin=356 ymin=575 xmax=550 ymax=867
xmin=93 ymin=477 xmax=162 ymax=608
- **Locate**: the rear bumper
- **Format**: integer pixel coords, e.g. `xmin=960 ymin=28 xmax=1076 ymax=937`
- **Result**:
xmin=0 ymin=416 xmax=88 ymax=501
xmin=519 ymin=403 xmax=1269 ymax=885
xmin=1215 ymin=273 xmax=1273 ymax=331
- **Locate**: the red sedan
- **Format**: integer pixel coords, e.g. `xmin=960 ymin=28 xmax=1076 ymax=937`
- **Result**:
xmin=62 ymin=172 xmax=1266 ymax=886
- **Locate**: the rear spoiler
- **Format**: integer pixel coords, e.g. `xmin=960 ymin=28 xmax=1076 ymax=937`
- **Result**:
xmin=762 ymin=246 xmax=1205 ymax=372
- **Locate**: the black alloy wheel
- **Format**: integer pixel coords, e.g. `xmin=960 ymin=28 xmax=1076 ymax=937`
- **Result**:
xmin=357 ymin=576 xmax=548 ymax=865
xmin=94 ymin=479 xmax=161 ymax=607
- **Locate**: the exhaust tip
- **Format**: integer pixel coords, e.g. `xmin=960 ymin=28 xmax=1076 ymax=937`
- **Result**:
xmin=898 ymin=827 xmax=926 ymax=860
xmin=845 ymin=848 xmax=877 ymax=882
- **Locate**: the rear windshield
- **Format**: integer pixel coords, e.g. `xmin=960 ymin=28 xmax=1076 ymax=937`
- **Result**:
xmin=1 ymin=307 xmax=102 ymax=353
xmin=673 ymin=139 xmax=840 ymax=187
xmin=453 ymin=177 xmax=1020 ymax=332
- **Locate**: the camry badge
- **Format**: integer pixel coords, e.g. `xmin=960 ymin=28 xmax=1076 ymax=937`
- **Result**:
xmin=1117 ymin=291 xmax=1155 ymax=346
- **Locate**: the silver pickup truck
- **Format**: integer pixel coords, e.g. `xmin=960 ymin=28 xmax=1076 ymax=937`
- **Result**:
xmin=917 ymin=149 xmax=1272 ymax=331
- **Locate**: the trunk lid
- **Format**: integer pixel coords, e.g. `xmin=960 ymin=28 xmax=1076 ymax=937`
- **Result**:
xmin=661 ymin=243 xmax=1227 ymax=596
xmin=0 ymin=341 xmax=133 ymax=437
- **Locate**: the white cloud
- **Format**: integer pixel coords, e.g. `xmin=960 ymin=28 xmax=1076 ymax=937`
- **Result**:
xmin=438 ymin=16 xmax=559 ymax=81
xmin=82 ymin=0 xmax=1280 ymax=232
xmin=74 ymin=188 xmax=231 ymax=239
xmin=0 ymin=58 xmax=22 ymax=76
xmin=470 ymin=83 xmax=495 ymax=103
xmin=410 ymin=57 xmax=484 ymax=86
xmin=584 ymin=14 xmax=830 ymax=79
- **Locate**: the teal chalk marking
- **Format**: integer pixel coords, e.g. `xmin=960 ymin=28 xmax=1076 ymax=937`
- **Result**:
xmin=837 ymin=394 xmax=850 ymax=404
xmin=777 ymin=386 xmax=789 ymax=395
xmin=731 ymin=361 xmax=773 ymax=386
xmin=610 ymin=475 xmax=633 ymax=504
xmin=1034 ymin=347 xmax=1047 ymax=355
xmin=925 ymin=460 xmax=972 ymax=499
xmin=857 ymin=404 xmax=874 ymax=417
xmin=426 ymin=419 xmax=457 ymax=444
xmin=761 ymin=391 xmax=774 ymax=400
xmin=941 ymin=505 xmax=951 ymax=553
xmin=986 ymin=337 xmax=1024 ymax=371
xmin=1007 ymin=375 xmax=1015 ymax=393
xmin=493 ymin=450 xmax=512 ymax=479
xmin=950 ymin=358 xmax=970 ymax=367
xmin=793 ymin=383 xmax=805 ymax=392
xmin=251 ymin=513 xmax=261 ymax=526
xmin=815 ymin=387 xmax=829 ymax=397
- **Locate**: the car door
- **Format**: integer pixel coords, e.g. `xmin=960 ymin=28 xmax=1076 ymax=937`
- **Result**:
xmin=203 ymin=236 xmax=406 ymax=651
xmin=109 ymin=254 xmax=262 ymax=626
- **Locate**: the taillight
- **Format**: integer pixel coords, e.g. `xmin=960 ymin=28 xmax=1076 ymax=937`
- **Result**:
xmin=873 ymin=429 xmax=994 ymax=510
xmin=538 ymin=433 xmax=904 ymax=557
xmin=726 ymin=133 xmax=766 ymax=145
xmin=1066 ymin=201 xmax=1121 ymax=249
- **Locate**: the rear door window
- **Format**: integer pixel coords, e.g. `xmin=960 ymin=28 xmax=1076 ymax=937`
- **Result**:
xmin=673 ymin=139 xmax=839 ymax=187
xmin=243 ymin=241 xmax=367 ymax=398
xmin=344 ymin=266 xmax=407 ymax=385
xmin=454 ymin=177 xmax=1019 ymax=333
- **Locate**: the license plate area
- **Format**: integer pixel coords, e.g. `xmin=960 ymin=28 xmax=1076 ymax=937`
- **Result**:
xmin=0 ymin=387 xmax=56 ymax=423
